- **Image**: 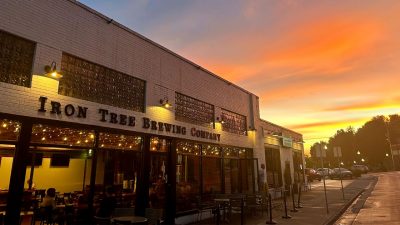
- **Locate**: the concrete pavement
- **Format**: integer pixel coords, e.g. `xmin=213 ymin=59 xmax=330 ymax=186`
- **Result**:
xmin=336 ymin=171 xmax=400 ymax=225
xmin=197 ymin=175 xmax=376 ymax=225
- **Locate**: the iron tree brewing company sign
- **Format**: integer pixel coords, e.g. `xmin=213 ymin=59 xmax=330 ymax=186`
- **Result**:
xmin=37 ymin=96 xmax=220 ymax=141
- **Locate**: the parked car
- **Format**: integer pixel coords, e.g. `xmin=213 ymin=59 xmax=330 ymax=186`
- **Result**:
xmin=330 ymin=168 xmax=353 ymax=179
xmin=350 ymin=165 xmax=369 ymax=174
xmin=305 ymin=168 xmax=322 ymax=182
xmin=316 ymin=168 xmax=334 ymax=178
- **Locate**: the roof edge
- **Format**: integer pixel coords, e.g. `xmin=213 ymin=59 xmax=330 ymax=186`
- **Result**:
xmin=260 ymin=118 xmax=303 ymax=137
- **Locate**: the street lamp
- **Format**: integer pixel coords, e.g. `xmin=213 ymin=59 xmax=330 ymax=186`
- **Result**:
xmin=384 ymin=119 xmax=396 ymax=170
xmin=316 ymin=142 xmax=329 ymax=214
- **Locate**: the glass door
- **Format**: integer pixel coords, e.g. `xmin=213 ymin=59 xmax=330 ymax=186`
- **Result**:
xmin=149 ymin=137 xmax=169 ymax=209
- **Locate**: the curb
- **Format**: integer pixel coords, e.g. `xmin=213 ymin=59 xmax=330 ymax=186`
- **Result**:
xmin=323 ymin=189 xmax=365 ymax=225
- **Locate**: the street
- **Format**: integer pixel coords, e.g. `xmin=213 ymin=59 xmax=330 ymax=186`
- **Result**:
xmin=336 ymin=171 xmax=400 ymax=225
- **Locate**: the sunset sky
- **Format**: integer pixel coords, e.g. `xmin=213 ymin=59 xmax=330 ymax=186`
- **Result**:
xmin=80 ymin=0 xmax=400 ymax=154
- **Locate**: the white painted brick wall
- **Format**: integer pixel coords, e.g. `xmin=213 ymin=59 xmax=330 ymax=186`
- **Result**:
xmin=0 ymin=0 xmax=262 ymax=150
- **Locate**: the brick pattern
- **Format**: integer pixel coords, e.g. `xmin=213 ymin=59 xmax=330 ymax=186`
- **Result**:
xmin=0 ymin=0 xmax=263 ymax=149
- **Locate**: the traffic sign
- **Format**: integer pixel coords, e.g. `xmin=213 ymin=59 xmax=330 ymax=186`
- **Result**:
xmin=333 ymin=147 xmax=342 ymax=158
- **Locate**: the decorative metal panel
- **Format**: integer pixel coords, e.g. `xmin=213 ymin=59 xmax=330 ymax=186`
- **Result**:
xmin=175 ymin=92 xmax=214 ymax=128
xmin=221 ymin=109 xmax=247 ymax=135
xmin=59 ymin=53 xmax=146 ymax=112
xmin=0 ymin=30 xmax=35 ymax=87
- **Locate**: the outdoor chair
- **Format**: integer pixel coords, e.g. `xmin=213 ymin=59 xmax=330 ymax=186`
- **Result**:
xmin=195 ymin=196 xmax=214 ymax=223
xmin=145 ymin=208 xmax=163 ymax=225
xmin=228 ymin=196 xmax=245 ymax=223
xmin=245 ymin=195 xmax=263 ymax=216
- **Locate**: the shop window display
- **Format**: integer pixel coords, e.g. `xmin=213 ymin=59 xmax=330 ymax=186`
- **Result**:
xmin=223 ymin=147 xmax=241 ymax=194
xmin=98 ymin=133 xmax=142 ymax=208
xmin=149 ymin=137 xmax=170 ymax=209
xmin=176 ymin=141 xmax=200 ymax=212
xmin=202 ymin=145 xmax=222 ymax=194
xmin=0 ymin=119 xmax=20 ymax=204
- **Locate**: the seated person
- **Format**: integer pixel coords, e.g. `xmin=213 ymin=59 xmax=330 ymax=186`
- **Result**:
xmin=96 ymin=186 xmax=117 ymax=218
xmin=40 ymin=188 xmax=56 ymax=209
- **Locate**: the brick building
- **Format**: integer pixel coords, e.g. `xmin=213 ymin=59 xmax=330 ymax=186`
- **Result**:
xmin=0 ymin=1 xmax=303 ymax=224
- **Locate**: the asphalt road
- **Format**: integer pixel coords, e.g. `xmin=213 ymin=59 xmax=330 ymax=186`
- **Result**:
xmin=336 ymin=171 xmax=400 ymax=225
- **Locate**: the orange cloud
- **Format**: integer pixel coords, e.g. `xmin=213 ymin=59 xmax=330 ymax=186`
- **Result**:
xmin=325 ymin=100 xmax=400 ymax=112
xmin=289 ymin=117 xmax=367 ymax=131
xmin=195 ymin=14 xmax=385 ymax=87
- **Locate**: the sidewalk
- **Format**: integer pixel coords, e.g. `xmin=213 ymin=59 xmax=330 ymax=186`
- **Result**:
xmin=197 ymin=177 xmax=374 ymax=225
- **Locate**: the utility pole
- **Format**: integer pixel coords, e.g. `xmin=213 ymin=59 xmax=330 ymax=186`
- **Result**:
xmin=317 ymin=142 xmax=329 ymax=214
xmin=385 ymin=120 xmax=396 ymax=170
xmin=334 ymin=147 xmax=345 ymax=200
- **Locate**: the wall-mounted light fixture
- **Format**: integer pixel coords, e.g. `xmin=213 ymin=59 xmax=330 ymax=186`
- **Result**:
xmin=216 ymin=116 xmax=225 ymax=124
xmin=248 ymin=126 xmax=256 ymax=131
xmin=160 ymin=97 xmax=172 ymax=108
xmin=43 ymin=61 xmax=63 ymax=80
xmin=271 ymin=132 xmax=283 ymax=137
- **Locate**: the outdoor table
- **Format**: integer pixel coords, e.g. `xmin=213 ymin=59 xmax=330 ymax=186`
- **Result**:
xmin=214 ymin=198 xmax=230 ymax=223
xmin=111 ymin=216 xmax=148 ymax=224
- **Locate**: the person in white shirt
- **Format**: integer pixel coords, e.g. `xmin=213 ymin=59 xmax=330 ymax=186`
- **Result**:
xmin=40 ymin=188 xmax=56 ymax=209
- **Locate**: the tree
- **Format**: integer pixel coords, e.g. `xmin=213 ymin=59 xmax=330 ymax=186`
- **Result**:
xmin=355 ymin=116 xmax=389 ymax=168
xmin=327 ymin=127 xmax=356 ymax=167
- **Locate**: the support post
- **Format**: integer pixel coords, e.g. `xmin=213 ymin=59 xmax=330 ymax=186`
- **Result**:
xmin=5 ymin=121 xmax=32 ymax=225
xmin=282 ymin=188 xmax=291 ymax=219
xmin=297 ymin=183 xmax=303 ymax=208
xmin=265 ymin=193 xmax=277 ymax=224
xmin=290 ymin=184 xmax=298 ymax=212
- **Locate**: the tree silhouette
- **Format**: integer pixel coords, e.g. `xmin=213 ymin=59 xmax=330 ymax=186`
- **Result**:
xmin=309 ymin=114 xmax=400 ymax=171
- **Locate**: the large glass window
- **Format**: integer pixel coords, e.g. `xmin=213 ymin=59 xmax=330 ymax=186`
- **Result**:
xmin=0 ymin=119 xmax=21 ymax=142
xmin=0 ymin=119 xmax=20 ymax=206
xmin=31 ymin=124 xmax=95 ymax=147
xmin=265 ymin=148 xmax=282 ymax=187
xmin=223 ymin=147 xmax=240 ymax=194
xmin=97 ymin=133 xmax=142 ymax=208
xmin=27 ymin=125 xmax=95 ymax=194
xmin=0 ymin=30 xmax=35 ymax=87
xmin=149 ymin=137 xmax=169 ymax=209
xmin=292 ymin=151 xmax=303 ymax=184
xmin=59 ymin=53 xmax=146 ymax=112
xmin=202 ymin=145 xmax=222 ymax=194
xmin=176 ymin=142 xmax=200 ymax=212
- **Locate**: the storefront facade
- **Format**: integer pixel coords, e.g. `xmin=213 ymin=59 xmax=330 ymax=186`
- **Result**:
xmin=260 ymin=120 xmax=305 ymax=194
xmin=0 ymin=1 xmax=264 ymax=224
